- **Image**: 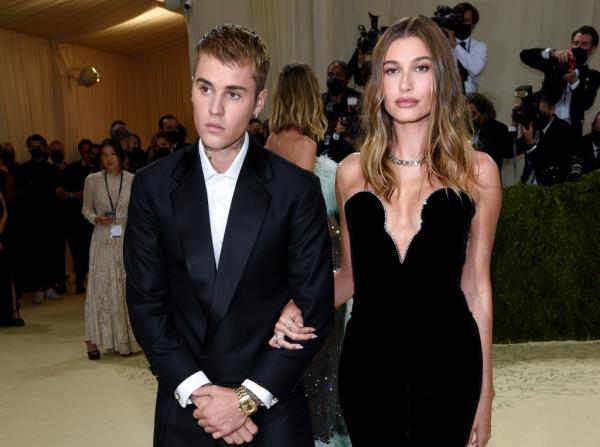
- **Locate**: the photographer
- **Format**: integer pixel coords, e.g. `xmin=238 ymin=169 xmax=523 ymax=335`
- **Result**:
xmin=512 ymin=95 xmax=574 ymax=185
xmin=573 ymin=110 xmax=600 ymax=175
xmin=318 ymin=60 xmax=362 ymax=162
xmin=520 ymin=25 xmax=600 ymax=139
xmin=467 ymin=93 xmax=510 ymax=170
xmin=437 ymin=3 xmax=487 ymax=93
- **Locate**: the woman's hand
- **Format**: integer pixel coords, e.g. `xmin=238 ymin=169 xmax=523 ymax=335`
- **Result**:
xmin=268 ymin=299 xmax=316 ymax=350
xmin=468 ymin=387 xmax=494 ymax=447
xmin=95 ymin=215 xmax=113 ymax=225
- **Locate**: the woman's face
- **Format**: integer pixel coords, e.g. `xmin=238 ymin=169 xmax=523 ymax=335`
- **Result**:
xmin=101 ymin=145 xmax=120 ymax=171
xmin=382 ymin=36 xmax=433 ymax=125
xmin=156 ymin=137 xmax=172 ymax=149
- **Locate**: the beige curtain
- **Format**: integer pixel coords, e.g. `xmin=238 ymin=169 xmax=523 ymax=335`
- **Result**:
xmin=0 ymin=28 xmax=194 ymax=163
xmin=186 ymin=0 xmax=600 ymax=184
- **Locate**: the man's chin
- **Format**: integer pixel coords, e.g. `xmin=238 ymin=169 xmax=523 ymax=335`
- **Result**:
xmin=200 ymin=133 xmax=244 ymax=152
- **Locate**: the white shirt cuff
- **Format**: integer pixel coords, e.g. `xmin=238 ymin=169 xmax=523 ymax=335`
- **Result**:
xmin=174 ymin=371 xmax=211 ymax=408
xmin=242 ymin=379 xmax=278 ymax=409
xmin=542 ymin=48 xmax=552 ymax=59
xmin=569 ymin=76 xmax=580 ymax=90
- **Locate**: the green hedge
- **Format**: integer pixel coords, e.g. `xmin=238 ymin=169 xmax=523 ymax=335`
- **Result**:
xmin=492 ymin=171 xmax=600 ymax=343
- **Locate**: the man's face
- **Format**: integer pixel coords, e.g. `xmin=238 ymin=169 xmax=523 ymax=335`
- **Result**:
xmin=572 ymin=33 xmax=596 ymax=58
xmin=191 ymin=53 xmax=267 ymax=152
xmin=161 ymin=118 xmax=179 ymax=133
xmin=79 ymin=144 xmax=91 ymax=163
xmin=462 ymin=10 xmax=474 ymax=28
xmin=28 ymin=140 xmax=46 ymax=157
xmin=327 ymin=63 xmax=348 ymax=85
xmin=248 ymin=122 xmax=264 ymax=136
xmin=468 ymin=103 xmax=481 ymax=123
xmin=539 ymin=101 xmax=554 ymax=116
xmin=49 ymin=142 xmax=64 ymax=155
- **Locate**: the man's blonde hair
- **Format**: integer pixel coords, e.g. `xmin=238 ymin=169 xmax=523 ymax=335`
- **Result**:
xmin=194 ymin=24 xmax=270 ymax=95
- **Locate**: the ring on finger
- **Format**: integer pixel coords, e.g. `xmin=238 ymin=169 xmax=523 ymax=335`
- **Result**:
xmin=286 ymin=319 xmax=293 ymax=329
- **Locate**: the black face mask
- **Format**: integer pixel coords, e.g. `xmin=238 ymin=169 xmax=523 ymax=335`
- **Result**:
xmin=30 ymin=148 xmax=45 ymax=160
xmin=50 ymin=152 xmax=64 ymax=164
xmin=571 ymin=47 xmax=588 ymax=67
xmin=454 ymin=23 xmax=472 ymax=40
xmin=534 ymin=112 xmax=551 ymax=130
xmin=165 ymin=130 xmax=180 ymax=145
xmin=327 ymin=78 xmax=345 ymax=96
xmin=89 ymin=156 xmax=100 ymax=169
xmin=155 ymin=148 xmax=172 ymax=159
xmin=591 ymin=129 xmax=600 ymax=146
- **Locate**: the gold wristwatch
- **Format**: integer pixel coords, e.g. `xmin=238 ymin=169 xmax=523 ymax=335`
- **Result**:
xmin=235 ymin=386 xmax=258 ymax=416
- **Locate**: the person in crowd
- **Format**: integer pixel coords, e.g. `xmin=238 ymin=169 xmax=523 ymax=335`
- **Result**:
xmin=446 ymin=2 xmax=487 ymax=93
xmin=56 ymin=139 xmax=94 ymax=294
xmin=467 ymin=92 xmax=510 ymax=170
xmin=15 ymin=134 xmax=61 ymax=303
xmin=512 ymin=95 xmax=574 ymax=185
xmin=88 ymin=143 xmax=101 ymax=172
xmin=574 ymin=110 xmax=600 ymax=174
xmin=82 ymin=139 xmax=138 ymax=359
xmin=271 ymin=16 xmax=500 ymax=446
xmin=48 ymin=140 xmax=68 ymax=171
xmin=1 ymin=143 xmax=17 ymax=170
xmin=318 ymin=60 xmax=362 ymax=163
xmin=158 ymin=114 xmax=187 ymax=150
xmin=248 ymin=117 xmax=268 ymax=146
xmin=265 ymin=62 xmax=344 ymax=442
xmin=147 ymin=131 xmax=174 ymax=162
xmin=520 ymin=25 xmax=600 ymax=139
xmin=0 ymin=161 xmax=24 ymax=327
xmin=122 ymin=131 xmax=147 ymax=173
xmin=109 ymin=120 xmax=128 ymax=136
xmin=124 ymin=24 xmax=333 ymax=446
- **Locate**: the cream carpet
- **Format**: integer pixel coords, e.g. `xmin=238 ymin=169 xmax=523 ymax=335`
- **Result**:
xmin=1 ymin=293 xmax=599 ymax=447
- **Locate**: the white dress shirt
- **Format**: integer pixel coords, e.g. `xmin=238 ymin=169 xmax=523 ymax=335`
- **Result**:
xmin=174 ymin=133 xmax=276 ymax=409
xmin=454 ymin=37 xmax=487 ymax=93
xmin=541 ymin=48 xmax=580 ymax=124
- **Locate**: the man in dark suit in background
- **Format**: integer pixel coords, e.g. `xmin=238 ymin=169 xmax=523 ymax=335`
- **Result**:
xmin=124 ymin=24 xmax=333 ymax=447
xmin=520 ymin=25 xmax=600 ymax=139
xmin=576 ymin=110 xmax=600 ymax=174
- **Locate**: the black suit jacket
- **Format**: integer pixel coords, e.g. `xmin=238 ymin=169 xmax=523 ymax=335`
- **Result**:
xmin=515 ymin=117 xmax=574 ymax=184
xmin=520 ymin=48 xmax=600 ymax=138
xmin=124 ymin=139 xmax=333 ymax=446
xmin=577 ymin=133 xmax=600 ymax=173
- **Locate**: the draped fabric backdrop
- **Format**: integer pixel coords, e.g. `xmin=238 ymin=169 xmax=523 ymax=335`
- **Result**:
xmin=0 ymin=28 xmax=194 ymax=164
xmin=185 ymin=0 xmax=600 ymax=184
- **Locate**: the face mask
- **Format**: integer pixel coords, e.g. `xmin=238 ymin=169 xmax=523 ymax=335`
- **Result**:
xmin=591 ymin=129 xmax=600 ymax=146
xmin=30 ymin=148 xmax=45 ymax=160
xmin=454 ymin=23 xmax=472 ymax=40
xmin=327 ymin=78 xmax=345 ymax=96
xmin=165 ymin=130 xmax=180 ymax=145
xmin=50 ymin=152 xmax=64 ymax=164
xmin=534 ymin=112 xmax=551 ymax=130
xmin=571 ymin=47 xmax=588 ymax=67
xmin=155 ymin=148 xmax=172 ymax=159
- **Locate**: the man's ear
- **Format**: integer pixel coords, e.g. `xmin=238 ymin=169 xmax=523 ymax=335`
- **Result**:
xmin=253 ymin=89 xmax=268 ymax=116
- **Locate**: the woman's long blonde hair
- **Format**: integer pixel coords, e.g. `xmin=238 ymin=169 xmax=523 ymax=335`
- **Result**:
xmin=269 ymin=63 xmax=328 ymax=141
xmin=361 ymin=15 xmax=476 ymax=200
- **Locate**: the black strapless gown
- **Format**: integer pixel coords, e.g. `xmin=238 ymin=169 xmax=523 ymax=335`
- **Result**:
xmin=339 ymin=189 xmax=482 ymax=446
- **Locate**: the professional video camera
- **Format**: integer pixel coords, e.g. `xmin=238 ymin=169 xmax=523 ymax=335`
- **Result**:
xmin=511 ymin=85 xmax=538 ymax=128
xmin=350 ymin=12 xmax=387 ymax=86
xmin=431 ymin=5 xmax=464 ymax=31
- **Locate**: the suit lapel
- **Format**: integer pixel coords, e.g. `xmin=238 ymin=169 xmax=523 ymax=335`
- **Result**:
xmin=208 ymin=140 xmax=273 ymax=334
xmin=170 ymin=142 xmax=216 ymax=318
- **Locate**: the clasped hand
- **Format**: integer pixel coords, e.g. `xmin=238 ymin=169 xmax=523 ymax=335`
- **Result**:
xmin=191 ymin=385 xmax=258 ymax=445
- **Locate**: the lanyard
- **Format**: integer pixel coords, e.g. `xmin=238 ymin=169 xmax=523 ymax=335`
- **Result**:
xmin=104 ymin=171 xmax=123 ymax=215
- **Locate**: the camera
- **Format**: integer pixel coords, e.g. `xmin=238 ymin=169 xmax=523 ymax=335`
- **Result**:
xmin=325 ymin=95 xmax=362 ymax=139
xmin=431 ymin=5 xmax=464 ymax=31
xmin=183 ymin=0 xmax=192 ymax=10
xmin=357 ymin=12 xmax=383 ymax=54
xmin=511 ymin=85 xmax=539 ymax=128
xmin=568 ymin=155 xmax=584 ymax=181
xmin=351 ymin=12 xmax=387 ymax=86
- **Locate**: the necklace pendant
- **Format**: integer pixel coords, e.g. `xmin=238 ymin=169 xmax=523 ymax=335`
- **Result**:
xmin=387 ymin=154 xmax=423 ymax=167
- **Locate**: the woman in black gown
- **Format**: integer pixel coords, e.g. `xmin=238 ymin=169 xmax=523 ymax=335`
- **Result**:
xmin=271 ymin=16 xmax=500 ymax=447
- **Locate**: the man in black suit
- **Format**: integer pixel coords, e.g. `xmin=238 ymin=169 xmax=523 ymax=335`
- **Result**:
xmin=520 ymin=25 xmax=600 ymax=139
xmin=576 ymin=110 xmax=600 ymax=174
xmin=124 ymin=24 xmax=333 ymax=447
xmin=514 ymin=96 xmax=574 ymax=185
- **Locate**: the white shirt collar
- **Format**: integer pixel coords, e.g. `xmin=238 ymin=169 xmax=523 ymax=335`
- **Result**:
xmin=198 ymin=133 xmax=249 ymax=182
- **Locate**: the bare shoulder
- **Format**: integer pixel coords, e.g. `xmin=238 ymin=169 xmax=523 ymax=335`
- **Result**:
xmin=336 ymin=153 xmax=364 ymax=200
xmin=296 ymin=135 xmax=317 ymax=152
xmin=471 ymin=151 xmax=501 ymax=204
